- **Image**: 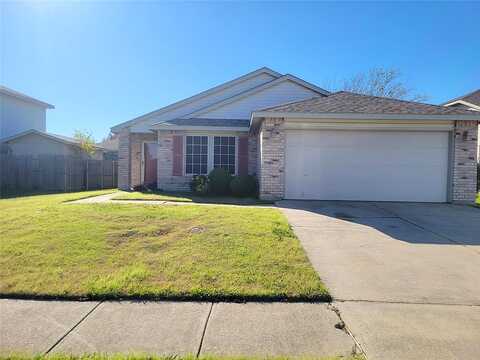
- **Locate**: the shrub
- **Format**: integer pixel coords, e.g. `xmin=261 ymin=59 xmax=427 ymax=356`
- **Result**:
xmin=190 ymin=175 xmax=208 ymax=194
xmin=230 ymin=175 xmax=258 ymax=197
xmin=133 ymin=184 xmax=149 ymax=192
xmin=208 ymin=168 xmax=232 ymax=195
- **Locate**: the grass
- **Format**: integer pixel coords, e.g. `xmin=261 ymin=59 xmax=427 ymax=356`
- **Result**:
xmin=0 ymin=191 xmax=328 ymax=301
xmin=476 ymin=192 xmax=480 ymax=206
xmin=0 ymin=355 xmax=364 ymax=360
xmin=112 ymin=190 xmax=272 ymax=205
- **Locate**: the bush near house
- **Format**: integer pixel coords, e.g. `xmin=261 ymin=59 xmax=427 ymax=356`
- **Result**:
xmin=230 ymin=175 xmax=258 ymax=197
xmin=207 ymin=168 xmax=232 ymax=195
xmin=190 ymin=168 xmax=259 ymax=198
xmin=190 ymin=175 xmax=208 ymax=194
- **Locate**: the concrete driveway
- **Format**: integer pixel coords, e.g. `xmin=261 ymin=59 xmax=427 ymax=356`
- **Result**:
xmin=278 ymin=201 xmax=480 ymax=360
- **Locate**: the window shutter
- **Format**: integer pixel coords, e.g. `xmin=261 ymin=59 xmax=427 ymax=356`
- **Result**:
xmin=238 ymin=136 xmax=249 ymax=176
xmin=172 ymin=135 xmax=183 ymax=176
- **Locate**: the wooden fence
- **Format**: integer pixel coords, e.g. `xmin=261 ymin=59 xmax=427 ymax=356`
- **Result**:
xmin=0 ymin=154 xmax=117 ymax=197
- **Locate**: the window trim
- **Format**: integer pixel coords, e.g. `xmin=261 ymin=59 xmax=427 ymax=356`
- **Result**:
xmin=213 ymin=135 xmax=238 ymax=175
xmin=183 ymin=135 xmax=238 ymax=176
xmin=183 ymin=135 xmax=209 ymax=176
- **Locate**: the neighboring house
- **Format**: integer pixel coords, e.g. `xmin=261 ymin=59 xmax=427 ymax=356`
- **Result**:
xmin=97 ymin=134 xmax=119 ymax=160
xmin=111 ymin=67 xmax=480 ymax=203
xmin=1 ymin=129 xmax=106 ymax=160
xmin=442 ymin=89 xmax=480 ymax=159
xmin=1 ymin=86 xmax=109 ymax=160
xmin=0 ymin=86 xmax=54 ymax=139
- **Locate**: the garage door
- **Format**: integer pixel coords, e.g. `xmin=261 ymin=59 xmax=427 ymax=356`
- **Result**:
xmin=285 ymin=130 xmax=449 ymax=202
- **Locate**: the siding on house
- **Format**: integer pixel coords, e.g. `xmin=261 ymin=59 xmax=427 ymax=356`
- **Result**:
xmin=1 ymin=94 xmax=47 ymax=139
xmin=195 ymin=80 xmax=320 ymax=119
xmin=3 ymin=132 xmax=104 ymax=160
xmin=130 ymin=73 xmax=277 ymax=132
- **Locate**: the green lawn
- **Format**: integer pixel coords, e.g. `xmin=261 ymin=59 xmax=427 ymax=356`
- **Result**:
xmin=476 ymin=192 xmax=480 ymax=205
xmin=0 ymin=191 xmax=327 ymax=301
xmin=112 ymin=190 xmax=271 ymax=205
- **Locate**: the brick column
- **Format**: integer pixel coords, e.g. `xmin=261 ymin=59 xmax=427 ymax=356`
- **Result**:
xmin=258 ymin=117 xmax=285 ymax=201
xmin=157 ymin=130 xmax=191 ymax=191
xmin=117 ymin=129 xmax=131 ymax=190
xmin=452 ymin=120 xmax=478 ymax=202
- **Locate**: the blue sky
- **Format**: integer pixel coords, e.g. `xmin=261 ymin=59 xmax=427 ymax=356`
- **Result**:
xmin=2 ymin=1 xmax=479 ymax=140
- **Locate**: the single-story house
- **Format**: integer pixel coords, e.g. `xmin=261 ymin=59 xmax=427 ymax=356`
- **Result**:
xmin=111 ymin=67 xmax=480 ymax=203
xmin=96 ymin=134 xmax=119 ymax=160
xmin=1 ymin=129 xmax=107 ymax=160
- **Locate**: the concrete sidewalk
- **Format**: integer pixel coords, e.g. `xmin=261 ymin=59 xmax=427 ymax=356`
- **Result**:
xmin=0 ymin=299 xmax=358 ymax=357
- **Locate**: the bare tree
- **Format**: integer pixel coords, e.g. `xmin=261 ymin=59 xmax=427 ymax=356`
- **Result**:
xmin=74 ymin=129 xmax=96 ymax=157
xmin=339 ymin=67 xmax=428 ymax=102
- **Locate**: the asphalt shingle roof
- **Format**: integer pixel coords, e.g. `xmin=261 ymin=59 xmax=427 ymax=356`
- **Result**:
xmin=162 ymin=118 xmax=250 ymax=127
xmin=260 ymin=91 xmax=479 ymax=116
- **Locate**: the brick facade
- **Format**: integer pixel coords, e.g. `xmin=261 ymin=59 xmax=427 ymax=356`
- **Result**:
xmin=452 ymin=120 xmax=478 ymax=202
xmin=118 ymin=119 xmax=478 ymax=203
xmin=258 ymin=117 xmax=285 ymax=201
xmin=157 ymin=130 xmax=191 ymax=191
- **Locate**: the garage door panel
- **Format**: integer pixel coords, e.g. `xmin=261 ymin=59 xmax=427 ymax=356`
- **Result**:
xmin=285 ymin=130 xmax=449 ymax=202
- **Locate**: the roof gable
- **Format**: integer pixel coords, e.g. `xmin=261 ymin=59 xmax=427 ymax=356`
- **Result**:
xmin=185 ymin=75 xmax=329 ymax=120
xmin=111 ymin=67 xmax=281 ymax=132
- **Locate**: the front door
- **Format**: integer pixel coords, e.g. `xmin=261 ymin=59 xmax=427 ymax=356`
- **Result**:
xmin=143 ymin=142 xmax=158 ymax=188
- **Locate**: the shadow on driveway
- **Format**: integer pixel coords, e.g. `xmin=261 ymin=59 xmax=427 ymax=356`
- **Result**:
xmin=278 ymin=200 xmax=480 ymax=246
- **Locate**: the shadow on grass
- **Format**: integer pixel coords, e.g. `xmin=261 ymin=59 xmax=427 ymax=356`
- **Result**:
xmin=114 ymin=190 xmax=273 ymax=206
xmin=0 ymin=292 xmax=332 ymax=303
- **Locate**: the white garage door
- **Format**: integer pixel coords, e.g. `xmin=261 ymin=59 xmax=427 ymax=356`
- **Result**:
xmin=285 ymin=130 xmax=449 ymax=202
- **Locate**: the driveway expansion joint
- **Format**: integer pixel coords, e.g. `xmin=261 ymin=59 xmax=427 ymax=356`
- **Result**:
xmin=44 ymin=300 xmax=103 ymax=355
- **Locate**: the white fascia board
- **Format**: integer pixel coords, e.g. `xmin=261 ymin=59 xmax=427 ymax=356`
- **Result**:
xmin=443 ymin=100 xmax=480 ymax=111
xmin=251 ymin=111 xmax=480 ymax=122
xmin=185 ymin=75 xmax=330 ymax=118
xmin=110 ymin=67 xmax=281 ymax=132
xmin=152 ymin=125 xmax=249 ymax=132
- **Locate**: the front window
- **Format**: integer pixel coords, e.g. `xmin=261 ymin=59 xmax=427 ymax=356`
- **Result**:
xmin=185 ymin=136 xmax=208 ymax=175
xmin=214 ymin=136 xmax=236 ymax=174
